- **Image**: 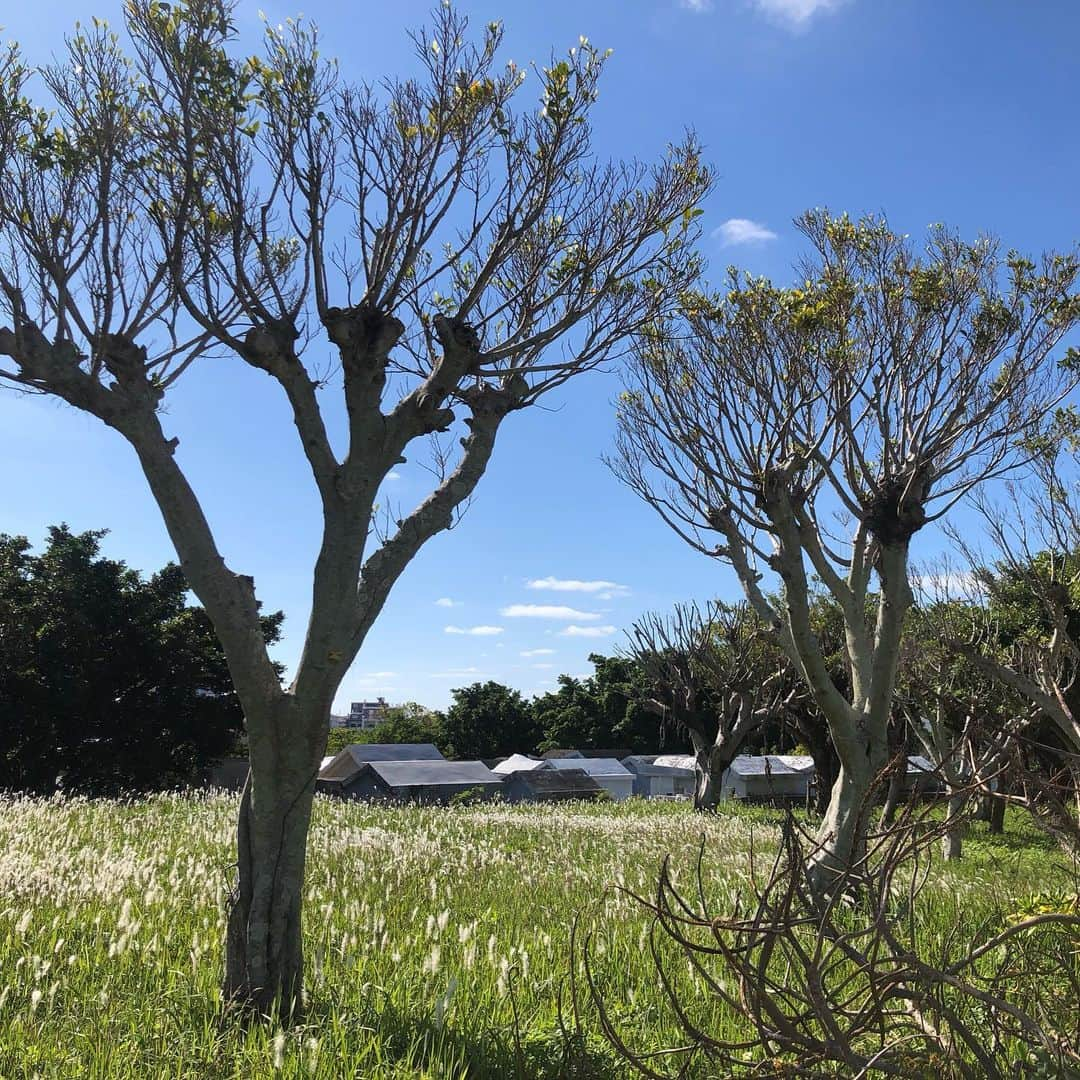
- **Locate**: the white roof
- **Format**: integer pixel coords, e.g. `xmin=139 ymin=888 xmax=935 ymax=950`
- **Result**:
xmin=547 ymin=757 xmax=632 ymax=778
xmin=320 ymin=756 xmax=334 ymax=771
xmin=652 ymin=754 xmax=697 ymax=772
xmin=729 ymin=755 xmax=815 ymax=777
xmin=492 ymin=753 xmax=548 ymax=775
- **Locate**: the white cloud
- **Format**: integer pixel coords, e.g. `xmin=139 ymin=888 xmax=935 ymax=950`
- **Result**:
xmin=520 ymin=648 xmax=556 ymax=657
xmin=444 ymin=625 xmax=504 ymax=636
xmin=502 ymin=604 xmax=602 ymax=621
xmin=431 ymin=666 xmax=483 ymax=679
xmin=527 ymin=576 xmax=630 ymax=598
xmin=752 ymin=0 xmax=846 ymax=28
xmin=680 ymin=0 xmax=713 ymax=11
xmin=559 ymin=624 xmax=617 ymax=638
xmin=434 ymin=597 xmax=462 ymax=608
xmin=386 ymin=471 xmax=402 ymax=480
xmin=713 ymin=218 xmax=778 ymax=247
xmin=912 ymin=571 xmax=982 ymax=599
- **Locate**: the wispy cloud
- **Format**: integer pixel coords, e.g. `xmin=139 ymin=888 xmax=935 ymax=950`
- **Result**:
xmin=502 ymin=604 xmax=601 ymax=621
xmin=752 ymin=0 xmax=847 ymax=29
xmin=520 ymin=647 xmax=556 ymax=657
xmin=679 ymin=0 xmax=714 ymax=12
xmin=431 ymin=666 xmax=483 ymax=679
xmin=713 ymin=218 xmax=778 ymax=247
xmin=559 ymin=624 xmax=617 ymax=638
xmin=353 ymin=670 xmax=397 ymax=684
xmin=434 ymin=597 xmax=462 ymax=608
xmin=444 ymin=624 xmax=504 ymax=636
xmin=386 ymin=471 xmax=402 ymax=480
xmin=527 ymin=576 xmax=630 ymax=599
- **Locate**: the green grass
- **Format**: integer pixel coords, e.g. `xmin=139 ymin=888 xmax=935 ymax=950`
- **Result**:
xmin=0 ymin=793 xmax=1068 ymax=1078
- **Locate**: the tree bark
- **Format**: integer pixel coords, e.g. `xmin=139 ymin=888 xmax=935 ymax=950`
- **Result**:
xmin=223 ymin=696 xmax=326 ymax=1020
xmin=987 ymin=791 xmax=1006 ymax=834
xmin=942 ymin=789 xmax=966 ymax=861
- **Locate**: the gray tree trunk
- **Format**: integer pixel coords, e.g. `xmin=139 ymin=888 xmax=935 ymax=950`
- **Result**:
xmin=222 ymin=697 xmax=327 ymax=1019
xmin=942 ymin=789 xmax=966 ymax=860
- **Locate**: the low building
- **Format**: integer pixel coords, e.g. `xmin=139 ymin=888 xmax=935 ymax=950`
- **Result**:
xmin=546 ymin=757 xmax=634 ymax=801
xmin=540 ymin=749 xmax=585 ymax=760
xmin=318 ymin=758 xmax=503 ymax=804
xmin=503 ymin=768 xmax=604 ymax=803
xmin=622 ymin=754 xmax=696 ymax=799
xmin=318 ymin=742 xmax=445 ymax=784
xmin=720 ymin=755 xmax=816 ymax=802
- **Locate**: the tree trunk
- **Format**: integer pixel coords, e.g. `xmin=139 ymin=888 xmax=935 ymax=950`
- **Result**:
xmin=942 ymin=789 xmax=966 ymax=860
xmin=987 ymin=795 xmax=1006 ymax=833
xmin=880 ymin=768 xmax=904 ymax=826
xmin=223 ymin=698 xmax=326 ymax=1020
xmin=809 ymin=751 xmax=880 ymax=893
xmin=694 ymin=756 xmax=720 ymax=812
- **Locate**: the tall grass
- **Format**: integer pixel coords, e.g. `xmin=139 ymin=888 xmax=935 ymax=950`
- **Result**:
xmin=0 ymin=793 xmax=1062 ymax=1078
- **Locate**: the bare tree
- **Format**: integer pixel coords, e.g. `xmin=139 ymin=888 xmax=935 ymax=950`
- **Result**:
xmin=614 ymin=211 xmax=1080 ymax=890
xmin=0 ymin=1 xmax=712 ymax=1015
xmin=583 ymin=808 xmax=1080 ymax=1078
xmin=624 ymin=601 xmax=796 ymax=810
xmin=936 ymin=441 xmax=1080 ymax=848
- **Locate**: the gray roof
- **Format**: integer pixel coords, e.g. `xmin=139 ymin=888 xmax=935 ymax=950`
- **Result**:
xmin=907 ymin=755 xmax=935 ymax=774
xmin=506 ymin=769 xmax=602 ymax=796
xmin=320 ymin=743 xmax=444 ymax=781
xmin=624 ymin=754 xmax=696 ymax=776
xmin=365 ymin=759 xmax=502 ymax=789
xmin=541 ymin=749 xmax=585 ymax=759
xmin=728 ymin=754 xmax=815 ymax=777
xmin=547 ymin=757 xmax=633 ymax=778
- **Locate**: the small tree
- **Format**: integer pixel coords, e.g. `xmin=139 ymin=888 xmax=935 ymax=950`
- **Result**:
xmin=615 ymin=211 xmax=1080 ymax=888
xmin=624 ymin=601 xmax=795 ymax=810
xmin=0 ymin=1 xmax=711 ymax=1014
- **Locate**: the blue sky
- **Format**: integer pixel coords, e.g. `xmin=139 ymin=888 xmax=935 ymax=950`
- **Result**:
xmin=2 ymin=0 xmax=1078 ymax=710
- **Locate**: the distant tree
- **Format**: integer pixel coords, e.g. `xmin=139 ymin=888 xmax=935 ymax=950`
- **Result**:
xmin=442 ymin=681 xmax=538 ymax=760
xmin=0 ymin=1 xmax=710 ymax=1012
xmin=615 ymin=211 xmax=1080 ymax=890
xmin=625 ymin=601 xmax=798 ymax=810
xmin=0 ymin=526 xmax=281 ymax=795
xmin=533 ymin=653 xmax=657 ymax=754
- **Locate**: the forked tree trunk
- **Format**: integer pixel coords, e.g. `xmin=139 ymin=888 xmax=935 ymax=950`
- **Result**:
xmin=691 ymin=737 xmax=745 ymax=813
xmin=223 ymin=697 xmax=327 ymax=1019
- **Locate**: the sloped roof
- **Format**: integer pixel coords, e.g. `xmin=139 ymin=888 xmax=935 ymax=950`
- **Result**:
xmin=729 ymin=755 xmax=815 ymax=777
xmin=652 ymin=754 xmax=697 ymax=772
xmin=365 ymin=759 xmax=502 ymax=789
xmin=508 ymin=768 xmax=602 ymax=796
xmin=541 ymin=749 xmax=585 ymax=759
xmin=547 ymin=757 xmax=632 ymax=778
xmin=492 ymin=753 xmax=549 ymax=775
xmin=907 ymin=755 xmax=935 ymax=774
xmin=319 ymin=743 xmax=444 ymax=782
xmin=624 ymin=754 xmax=695 ymax=777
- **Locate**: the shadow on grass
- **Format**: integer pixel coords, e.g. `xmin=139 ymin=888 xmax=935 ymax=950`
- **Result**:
xmin=300 ymin=994 xmax=621 ymax=1079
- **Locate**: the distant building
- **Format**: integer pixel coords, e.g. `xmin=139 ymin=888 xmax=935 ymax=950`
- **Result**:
xmin=546 ymin=757 xmax=634 ymax=801
xmin=622 ymin=755 xmax=696 ymax=799
xmin=720 ymin=755 xmax=815 ymax=802
xmin=318 ymin=758 xmax=503 ymax=804
xmin=346 ymin=698 xmax=389 ymax=729
xmin=503 ymin=768 xmax=604 ymax=804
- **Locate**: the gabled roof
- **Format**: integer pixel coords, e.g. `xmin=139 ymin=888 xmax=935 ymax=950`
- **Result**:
xmin=364 ymin=759 xmax=501 ymax=789
xmin=492 ymin=753 xmax=549 ymax=775
xmin=319 ymin=743 xmax=444 ymax=782
xmin=653 ymin=754 xmax=697 ymax=772
xmin=541 ymin=749 xmax=585 ymax=759
xmin=547 ymin=757 xmax=632 ymax=778
xmin=624 ymin=754 xmax=696 ymax=776
xmin=507 ymin=769 xmax=602 ymax=796
xmin=728 ymin=754 xmax=815 ymax=777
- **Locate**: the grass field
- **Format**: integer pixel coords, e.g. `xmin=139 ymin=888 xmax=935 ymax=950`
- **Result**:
xmin=0 ymin=792 xmax=1067 ymax=1078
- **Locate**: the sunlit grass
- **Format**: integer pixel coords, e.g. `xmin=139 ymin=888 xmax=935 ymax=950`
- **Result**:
xmin=0 ymin=793 xmax=1061 ymax=1078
